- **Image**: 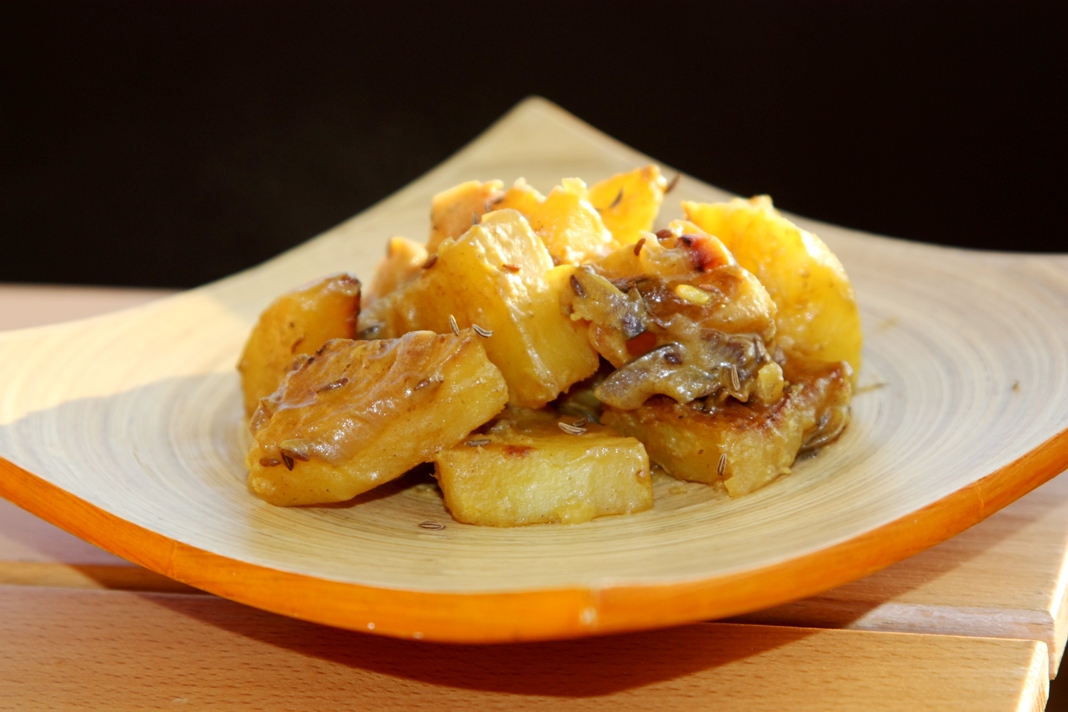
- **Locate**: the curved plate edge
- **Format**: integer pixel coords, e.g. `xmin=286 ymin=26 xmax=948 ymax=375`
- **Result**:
xmin=3 ymin=422 xmax=1066 ymax=644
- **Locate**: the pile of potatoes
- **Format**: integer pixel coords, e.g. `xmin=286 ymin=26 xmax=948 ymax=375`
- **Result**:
xmin=238 ymin=167 xmax=861 ymax=526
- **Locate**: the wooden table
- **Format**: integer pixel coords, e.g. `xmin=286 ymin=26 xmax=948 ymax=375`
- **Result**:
xmin=1 ymin=284 xmax=1065 ymax=711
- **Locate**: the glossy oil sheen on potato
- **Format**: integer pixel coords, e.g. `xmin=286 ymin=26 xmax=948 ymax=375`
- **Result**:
xmin=246 ymin=330 xmax=508 ymax=506
xmin=237 ymin=273 xmax=361 ymax=417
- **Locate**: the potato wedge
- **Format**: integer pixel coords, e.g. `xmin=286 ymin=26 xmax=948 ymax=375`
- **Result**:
xmin=359 ymin=209 xmax=599 ymax=408
xmin=588 ymin=165 xmax=668 ymax=244
xmin=602 ymin=359 xmax=851 ymax=496
xmin=683 ymin=197 xmax=862 ymax=378
xmin=367 ymin=236 xmax=428 ymax=301
xmin=427 ymin=180 xmax=504 ymax=254
xmin=495 ymin=178 xmax=544 ymax=217
xmin=498 ymin=178 xmax=617 ymax=264
xmin=435 ymin=412 xmax=652 ymax=526
xmin=237 ymin=273 xmax=361 ymax=417
xmin=246 ymin=330 xmax=508 ymax=506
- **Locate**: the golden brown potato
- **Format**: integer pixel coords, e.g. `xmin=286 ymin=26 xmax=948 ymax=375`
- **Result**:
xmin=240 ymin=169 xmax=862 ymax=517
xmin=497 ymin=178 xmax=617 ymax=264
xmin=602 ymin=359 xmax=851 ymax=496
xmin=495 ymin=178 xmax=543 ymax=217
xmin=683 ymin=197 xmax=863 ymax=379
xmin=246 ymin=330 xmax=508 ymax=506
xmin=359 ymin=209 xmax=600 ymax=408
xmin=588 ymin=165 xmax=668 ymax=244
xmin=427 ymin=180 xmax=504 ymax=254
xmin=435 ymin=410 xmax=652 ymax=526
xmin=237 ymin=273 xmax=361 ymax=417
xmin=367 ymin=236 xmax=428 ymax=301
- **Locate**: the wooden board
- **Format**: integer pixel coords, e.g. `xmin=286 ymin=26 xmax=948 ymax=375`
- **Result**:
xmin=737 ymin=472 xmax=1068 ymax=678
xmin=0 ymin=585 xmax=1049 ymax=712
xmin=0 ymin=98 xmax=1067 ymax=643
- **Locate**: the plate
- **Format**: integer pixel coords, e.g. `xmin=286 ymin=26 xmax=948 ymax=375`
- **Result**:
xmin=1 ymin=98 xmax=1067 ymax=643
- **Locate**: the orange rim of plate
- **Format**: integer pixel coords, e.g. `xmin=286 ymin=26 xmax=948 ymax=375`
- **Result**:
xmin=3 ymin=422 xmax=1067 ymax=644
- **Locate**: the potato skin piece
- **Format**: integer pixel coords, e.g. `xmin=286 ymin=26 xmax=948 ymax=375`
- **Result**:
xmin=237 ymin=273 xmax=361 ymax=417
xmin=602 ymin=360 xmax=852 ymax=496
xmin=435 ymin=418 xmax=652 ymax=526
xmin=246 ymin=330 xmax=508 ymax=506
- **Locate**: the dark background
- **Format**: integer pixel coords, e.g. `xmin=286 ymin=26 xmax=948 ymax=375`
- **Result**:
xmin=1 ymin=0 xmax=1065 ymax=290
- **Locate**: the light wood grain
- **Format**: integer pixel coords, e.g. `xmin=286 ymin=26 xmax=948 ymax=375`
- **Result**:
xmin=0 ymin=98 xmax=1066 ymax=642
xmin=738 ymin=472 xmax=1068 ymax=677
xmin=0 ymin=585 xmax=1048 ymax=712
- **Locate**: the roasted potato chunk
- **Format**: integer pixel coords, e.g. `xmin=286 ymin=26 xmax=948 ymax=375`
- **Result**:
xmin=435 ymin=411 xmax=652 ymax=526
xmin=427 ymin=180 xmax=504 ymax=254
xmin=237 ymin=273 xmax=361 ymax=417
xmin=246 ymin=330 xmax=508 ymax=506
xmin=367 ymin=236 xmax=428 ymax=301
xmin=498 ymin=178 xmax=617 ymax=264
xmin=602 ymin=359 xmax=851 ymax=496
xmin=683 ymin=197 xmax=863 ymax=378
xmin=588 ymin=165 xmax=668 ymax=245
xmin=494 ymin=178 xmax=544 ymax=217
xmin=359 ymin=209 xmax=599 ymax=408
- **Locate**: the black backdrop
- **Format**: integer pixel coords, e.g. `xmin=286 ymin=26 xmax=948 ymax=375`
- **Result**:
xmin=2 ymin=1 xmax=1065 ymax=289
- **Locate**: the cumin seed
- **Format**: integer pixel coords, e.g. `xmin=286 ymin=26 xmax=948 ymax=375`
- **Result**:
xmin=280 ymin=447 xmax=310 ymax=463
xmin=317 ymin=377 xmax=349 ymax=393
xmin=558 ymin=421 xmax=587 ymax=435
xmin=570 ymin=274 xmax=587 ymax=298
